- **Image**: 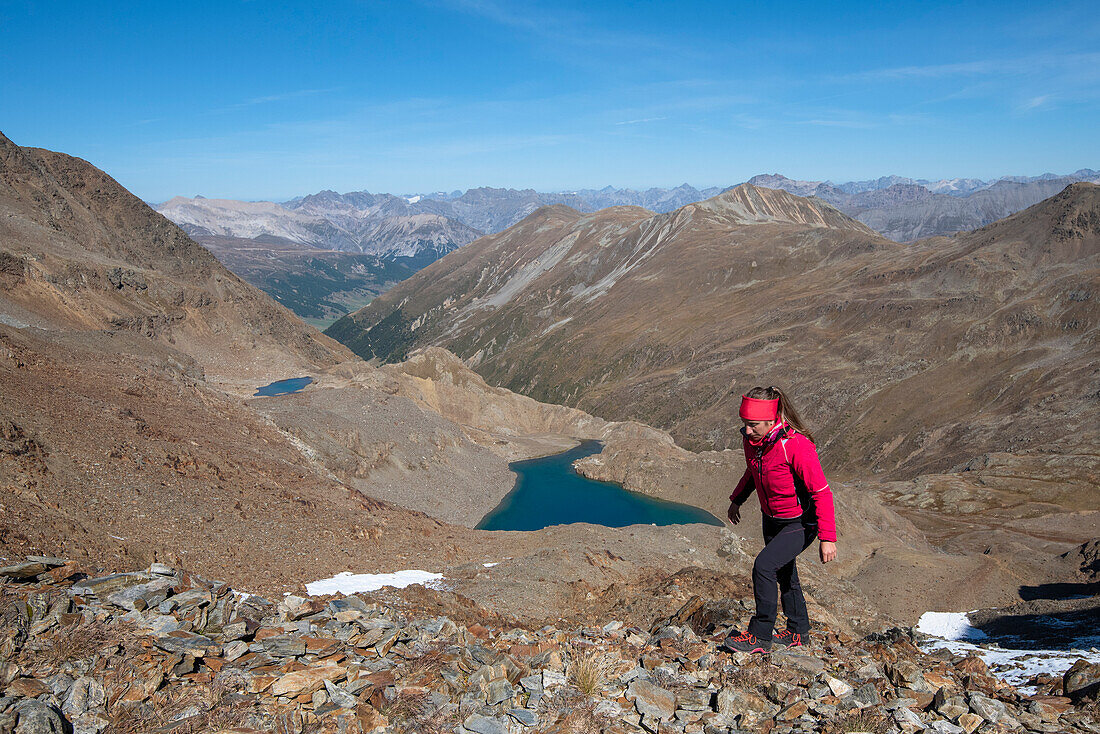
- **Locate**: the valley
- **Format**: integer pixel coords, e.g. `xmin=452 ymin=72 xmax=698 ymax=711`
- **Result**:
xmin=1 ymin=129 xmax=1097 ymax=732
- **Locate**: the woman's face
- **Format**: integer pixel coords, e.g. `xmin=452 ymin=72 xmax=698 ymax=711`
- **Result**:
xmin=742 ymin=418 xmax=777 ymax=440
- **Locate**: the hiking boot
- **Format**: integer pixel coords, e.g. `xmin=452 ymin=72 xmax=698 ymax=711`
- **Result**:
xmin=720 ymin=631 xmax=771 ymax=654
xmin=773 ymin=629 xmax=808 ymax=648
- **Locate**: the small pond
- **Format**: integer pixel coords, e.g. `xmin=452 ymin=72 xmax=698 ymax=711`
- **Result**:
xmin=476 ymin=439 xmax=724 ymax=531
xmin=254 ymin=376 xmax=313 ymax=397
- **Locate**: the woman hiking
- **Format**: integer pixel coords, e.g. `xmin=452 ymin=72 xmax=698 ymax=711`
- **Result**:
xmin=721 ymin=385 xmax=837 ymax=653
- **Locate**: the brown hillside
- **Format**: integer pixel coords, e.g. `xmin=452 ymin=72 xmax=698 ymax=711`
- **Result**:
xmin=0 ymin=131 xmax=352 ymax=387
xmin=329 ymin=183 xmax=1099 ymax=490
xmin=4 ymin=133 xmax=925 ymax=628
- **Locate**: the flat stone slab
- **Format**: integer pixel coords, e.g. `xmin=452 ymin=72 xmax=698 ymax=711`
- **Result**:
xmin=152 ymin=631 xmax=221 ymax=658
xmin=627 ymin=679 xmax=676 ymax=720
xmin=106 ymin=578 xmax=173 ymax=611
xmin=72 ymin=573 xmax=153 ymax=597
xmin=271 ymin=665 xmax=347 ymax=697
xmin=464 ymin=713 xmax=508 ymax=734
xmin=507 ymin=708 xmax=539 ymax=726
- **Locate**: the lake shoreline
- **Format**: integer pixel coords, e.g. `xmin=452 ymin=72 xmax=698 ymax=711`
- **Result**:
xmin=477 ymin=439 xmax=723 ymax=531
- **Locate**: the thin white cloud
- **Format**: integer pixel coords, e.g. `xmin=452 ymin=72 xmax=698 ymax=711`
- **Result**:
xmin=1020 ymin=94 xmax=1053 ymax=110
xmin=837 ymin=52 xmax=1100 ymax=83
xmin=205 ymin=88 xmax=341 ymax=115
xmin=614 ymin=116 xmax=668 ymax=125
xmin=797 ymin=119 xmax=875 ymax=129
xmin=244 ymin=88 xmax=339 ymax=105
xmin=428 ymin=0 xmax=671 ymax=53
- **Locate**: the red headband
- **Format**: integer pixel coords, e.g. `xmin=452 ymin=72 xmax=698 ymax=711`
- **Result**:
xmin=739 ymin=395 xmax=779 ymax=421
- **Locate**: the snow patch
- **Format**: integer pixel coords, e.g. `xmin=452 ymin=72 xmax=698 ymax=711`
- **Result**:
xmin=482 ymin=562 xmax=498 ymax=568
xmin=915 ymin=611 xmax=987 ymax=641
xmin=406 ymin=195 xmax=422 ymax=204
xmin=917 ymin=611 xmax=1100 ymax=693
xmin=305 ymin=570 xmax=443 ymax=596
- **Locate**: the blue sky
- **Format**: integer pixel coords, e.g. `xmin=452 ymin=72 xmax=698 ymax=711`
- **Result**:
xmin=2 ymin=0 xmax=1098 ymax=201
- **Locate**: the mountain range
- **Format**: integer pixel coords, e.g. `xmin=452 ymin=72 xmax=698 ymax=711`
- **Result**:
xmin=746 ymin=172 xmax=1100 ymax=241
xmin=154 ymin=170 xmax=1097 ymax=330
xmin=326 ymin=177 xmax=1100 ymax=614
xmin=4 ymin=130 xmax=1097 ymax=640
xmin=1 ymin=129 xmax=836 ymax=622
xmin=326 ymin=181 xmax=1099 ymax=547
xmin=160 ymin=169 xmax=1100 ymax=248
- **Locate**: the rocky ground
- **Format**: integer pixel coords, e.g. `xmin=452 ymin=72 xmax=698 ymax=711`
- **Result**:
xmin=2 ymin=556 xmax=1099 ymax=734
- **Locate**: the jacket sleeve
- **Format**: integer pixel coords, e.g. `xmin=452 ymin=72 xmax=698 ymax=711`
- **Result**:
xmin=789 ymin=436 xmax=837 ymax=542
xmin=729 ymin=468 xmax=755 ymax=506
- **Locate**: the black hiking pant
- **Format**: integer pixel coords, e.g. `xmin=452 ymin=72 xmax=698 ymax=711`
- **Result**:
xmin=747 ymin=514 xmax=817 ymax=641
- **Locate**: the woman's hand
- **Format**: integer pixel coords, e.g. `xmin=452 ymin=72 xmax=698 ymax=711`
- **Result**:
xmin=819 ymin=541 xmax=837 ymax=564
xmin=727 ymin=502 xmax=741 ymax=525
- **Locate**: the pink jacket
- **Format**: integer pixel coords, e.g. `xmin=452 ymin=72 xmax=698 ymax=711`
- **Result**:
xmin=729 ymin=420 xmax=837 ymax=542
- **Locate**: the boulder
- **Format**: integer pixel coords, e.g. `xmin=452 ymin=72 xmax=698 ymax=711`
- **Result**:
xmin=1064 ymin=659 xmax=1100 ymax=702
xmin=716 ymin=686 xmax=778 ymax=728
xmin=893 ymin=705 xmax=926 ymax=731
xmin=968 ymin=692 xmax=1009 ymax=724
xmin=152 ymin=631 xmax=221 ymax=658
xmin=771 ymin=650 xmax=825 ymax=675
xmin=956 ymin=713 xmax=982 ymax=734
xmin=13 ymin=701 xmax=68 ymax=734
xmin=6 ymin=678 xmax=51 ymax=698
xmin=271 ymin=665 xmax=347 ymax=697
xmin=850 ymin=682 xmax=883 ymax=708
xmin=825 ymin=675 xmax=853 ymax=697
xmin=626 ymin=679 xmax=676 ymax=720
xmin=61 ymin=676 xmax=106 ymax=717
xmin=105 ymin=578 xmax=173 ymax=611
xmin=463 ymin=713 xmax=509 ymax=734
xmin=0 ymin=561 xmax=50 ymax=581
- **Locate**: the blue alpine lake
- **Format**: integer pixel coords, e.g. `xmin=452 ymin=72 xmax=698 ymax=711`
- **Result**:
xmin=476 ymin=439 xmax=724 ymax=531
xmin=253 ymin=376 xmax=313 ymax=397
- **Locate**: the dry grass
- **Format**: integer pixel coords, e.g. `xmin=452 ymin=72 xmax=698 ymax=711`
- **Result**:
xmin=379 ymin=688 xmax=431 ymax=722
xmin=398 ymin=706 xmax=461 ymax=734
xmin=554 ymin=704 xmax=605 ymax=734
xmin=404 ymin=643 xmax=450 ymax=682
xmin=720 ymin=656 xmax=792 ymax=691
xmin=822 ymin=708 xmax=891 ymax=734
xmin=38 ymin=619 xmax=123 ymax=667
xmin=569 ymin=650 xmax=612 ymax=696
xmin=103 ymin=677 xmax=252 ymax=734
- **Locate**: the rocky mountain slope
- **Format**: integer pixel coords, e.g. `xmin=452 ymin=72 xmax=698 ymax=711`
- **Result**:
xmin=3 ymin=127 xmax=1094 ymax=682
xmin=326 ymin=182 xmax=1100 ymax=614
xmin=3 ymin=131 xmax=936 ymax=632
xmin=157 ymin=194 xmax=485 ymax=324
xmin=0 ymin=134 xmax=352 ymax=387
xmin=157 ymin=172 xmax=1099 ymax=328
xmin=328 ymin=181 xmax=1098 ymax=470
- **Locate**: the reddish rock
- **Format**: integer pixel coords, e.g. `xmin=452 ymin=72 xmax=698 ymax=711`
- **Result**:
xmin=956 ymin=655 xmax=988 ymax=674
xmin=7 ymin=677 xmax=51 ymax=697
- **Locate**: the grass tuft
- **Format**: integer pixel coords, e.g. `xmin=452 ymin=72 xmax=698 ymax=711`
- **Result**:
xmin=569 ymin=650 xmax=612 ymax=696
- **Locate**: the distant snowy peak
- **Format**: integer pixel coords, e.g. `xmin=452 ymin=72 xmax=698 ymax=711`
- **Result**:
xmin=157 ymin=195 xmax=482 ymax=258
xmin=921 ymin=178 xmax=988 ymax=196
xmin=156 ymin=196 xmax=331 ymax=246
